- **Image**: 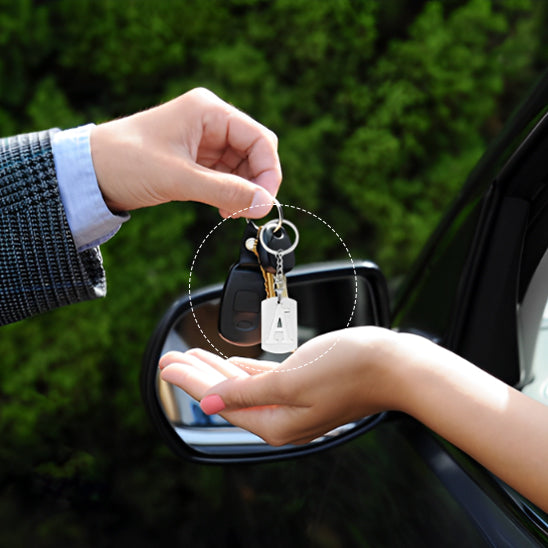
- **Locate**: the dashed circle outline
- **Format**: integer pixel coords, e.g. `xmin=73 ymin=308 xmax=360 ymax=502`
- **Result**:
xmin=188 ymin=203 xmax=358 ymax=373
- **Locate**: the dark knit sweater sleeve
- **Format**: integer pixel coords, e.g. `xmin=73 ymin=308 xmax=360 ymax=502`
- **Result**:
xmin=0 ymin=129 xmax=106 ymax=325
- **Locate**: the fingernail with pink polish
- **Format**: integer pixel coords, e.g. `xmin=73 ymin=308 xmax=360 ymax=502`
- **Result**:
xmin=200 ymin=394 xmax=226 ymax=415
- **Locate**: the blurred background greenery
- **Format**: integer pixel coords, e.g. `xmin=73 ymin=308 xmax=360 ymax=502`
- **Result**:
xmin=0 ymin=0 xmax=547 ymax=545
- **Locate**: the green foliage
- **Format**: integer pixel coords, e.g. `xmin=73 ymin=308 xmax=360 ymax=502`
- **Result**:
xmin=335 ymin=0 xmax=539 ymax=267
xmin=0 ymin=0 xmax=546 ymax=544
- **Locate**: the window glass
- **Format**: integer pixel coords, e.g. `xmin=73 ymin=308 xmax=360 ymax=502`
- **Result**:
xmin=519 ymin=243 xmax=548 ymax=403
xmin=522 ymin=298 xmax=548 ymax=405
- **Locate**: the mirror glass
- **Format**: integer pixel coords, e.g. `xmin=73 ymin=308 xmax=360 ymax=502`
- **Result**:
xmin=150 ymin=267 xmax=383 ymax=458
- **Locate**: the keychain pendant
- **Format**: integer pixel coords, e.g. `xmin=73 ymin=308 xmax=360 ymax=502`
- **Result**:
xmin=261 ymin=296 xmax=298 ymax=353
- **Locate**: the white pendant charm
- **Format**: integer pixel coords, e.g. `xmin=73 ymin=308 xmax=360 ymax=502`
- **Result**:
xmin=261 ymin=296 xmax=298 ymax=353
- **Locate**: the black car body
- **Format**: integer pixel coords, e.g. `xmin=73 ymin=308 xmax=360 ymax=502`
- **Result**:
xmin=142 ymin=73 xmax=548 ymax=546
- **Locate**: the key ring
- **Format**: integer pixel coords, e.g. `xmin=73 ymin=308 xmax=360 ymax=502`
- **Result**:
xmin=245 ymin=198 xmax=284 ymax=233
xmin=272 ymin=198 xmax=284 ymax=233
xmin=259 ymin=218 xmax=300 ymax=257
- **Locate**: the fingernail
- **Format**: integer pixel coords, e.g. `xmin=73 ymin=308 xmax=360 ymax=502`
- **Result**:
xmin=249 ymin=188 xmax=274 ymax=218
xmin=200 ymin=394 xmax=226 ymax=415
xmin=159 ymin=366 xmax=177 ymax=383
xmin=158 ymin=359 xmax=171 ymax=370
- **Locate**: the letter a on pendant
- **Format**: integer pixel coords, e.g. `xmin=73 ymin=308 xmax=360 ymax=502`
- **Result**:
xmin=261 ymin=296 xmax=298 ymax=353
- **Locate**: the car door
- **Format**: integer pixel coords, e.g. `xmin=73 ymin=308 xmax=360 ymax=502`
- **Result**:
xmin=392 ymin=71 xmax=548 ymax=545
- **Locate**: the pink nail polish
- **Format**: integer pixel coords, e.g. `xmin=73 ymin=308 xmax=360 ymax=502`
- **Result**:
xmin=201 ymin=394 xmax=226 ymax=415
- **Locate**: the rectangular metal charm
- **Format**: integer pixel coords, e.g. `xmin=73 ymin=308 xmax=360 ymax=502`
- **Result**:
xmin=261 ymin=296 xmax=298 ymax=353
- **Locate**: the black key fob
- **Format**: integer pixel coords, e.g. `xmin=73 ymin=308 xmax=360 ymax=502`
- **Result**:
xmin=218 ymin=263 xmax=265 ymax=346
xmin=257 ymin=224 xmax=296 ymax=274
xmin=218 ymin=222 xmax=266 ymax=346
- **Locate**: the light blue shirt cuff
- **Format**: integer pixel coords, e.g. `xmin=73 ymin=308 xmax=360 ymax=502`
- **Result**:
xmin=52 ymin=124 xmax=130 ymax=252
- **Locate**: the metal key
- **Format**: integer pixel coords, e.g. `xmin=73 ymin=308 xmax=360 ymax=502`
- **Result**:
xmin=249 ymin=226 xmax=276 ymax=299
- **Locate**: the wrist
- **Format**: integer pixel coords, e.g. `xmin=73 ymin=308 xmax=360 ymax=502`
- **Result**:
xmin=53 ymin=124 xmax=129 ymax=250
xmin=362 ymin=330 xmax=435 ymax=416
xmin=90 ymin=122 xmax=127 ymax=213
xmin=90 ymin=123 xmax=114 ymax=210
xmin=90 ymin=119 xmax=145 ymax=213
xmin=342 ymin=327 xmax=416 ymax=417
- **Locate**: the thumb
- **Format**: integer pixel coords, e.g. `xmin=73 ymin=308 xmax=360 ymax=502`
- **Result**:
xmin=184 ymin=167 xmax=277 ymax=219
xmin=200 ymin=368 xmax=282 ymax=415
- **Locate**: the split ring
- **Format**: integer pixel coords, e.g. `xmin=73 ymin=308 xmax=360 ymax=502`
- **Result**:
xmin=259 ymin=219 xmax=300 ymax=257
xmin=245 ymin=198 xmax=284 ymax=232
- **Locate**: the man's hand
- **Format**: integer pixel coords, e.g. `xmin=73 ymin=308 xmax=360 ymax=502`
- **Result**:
xmin=90 ymin=88 xmax=282 ymax=218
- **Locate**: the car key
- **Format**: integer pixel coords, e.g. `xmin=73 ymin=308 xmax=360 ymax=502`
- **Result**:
xmin=258 ymin=218 xmax=299 ymax=354
xmin=251 ymin=227 xmax=277 ymax=299
xmin=218 ymin=221 xmax=266 ymax=346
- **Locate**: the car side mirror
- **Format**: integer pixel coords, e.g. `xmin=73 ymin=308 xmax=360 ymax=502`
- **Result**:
xmin=141 ymin=261 xmax=390 ymax=464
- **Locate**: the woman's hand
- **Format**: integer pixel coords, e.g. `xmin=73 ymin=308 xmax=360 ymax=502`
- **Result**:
xmin=159 ymin=326 xmax=548 ymax=513
xmin=90 ymin=88 xmax=281 ymax=218
xmin=159 ymin=327 xmax=405 ymax=446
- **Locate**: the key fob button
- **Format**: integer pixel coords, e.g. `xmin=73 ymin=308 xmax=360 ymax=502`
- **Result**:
xmin=218 ymin=264 xmax=265 ymax=346
xmin=236 ymin=319 xmax=255 ymax=330
xmin=234 ymin=290 xmax=261 ymax=312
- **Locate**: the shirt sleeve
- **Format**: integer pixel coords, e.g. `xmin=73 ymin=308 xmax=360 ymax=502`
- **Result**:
xmin=51 ymin=124 xmax=130 ymax=252
xmin=0 ymin=129 xmax=107 ymax=325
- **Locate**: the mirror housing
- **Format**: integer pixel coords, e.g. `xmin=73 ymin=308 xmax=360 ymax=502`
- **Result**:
xmin=142 ymin=261 xmax=390 ymax=464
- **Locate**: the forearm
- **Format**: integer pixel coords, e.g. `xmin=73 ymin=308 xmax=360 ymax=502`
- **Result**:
xmin=396 ymin=335 xmax=548 ymax=512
